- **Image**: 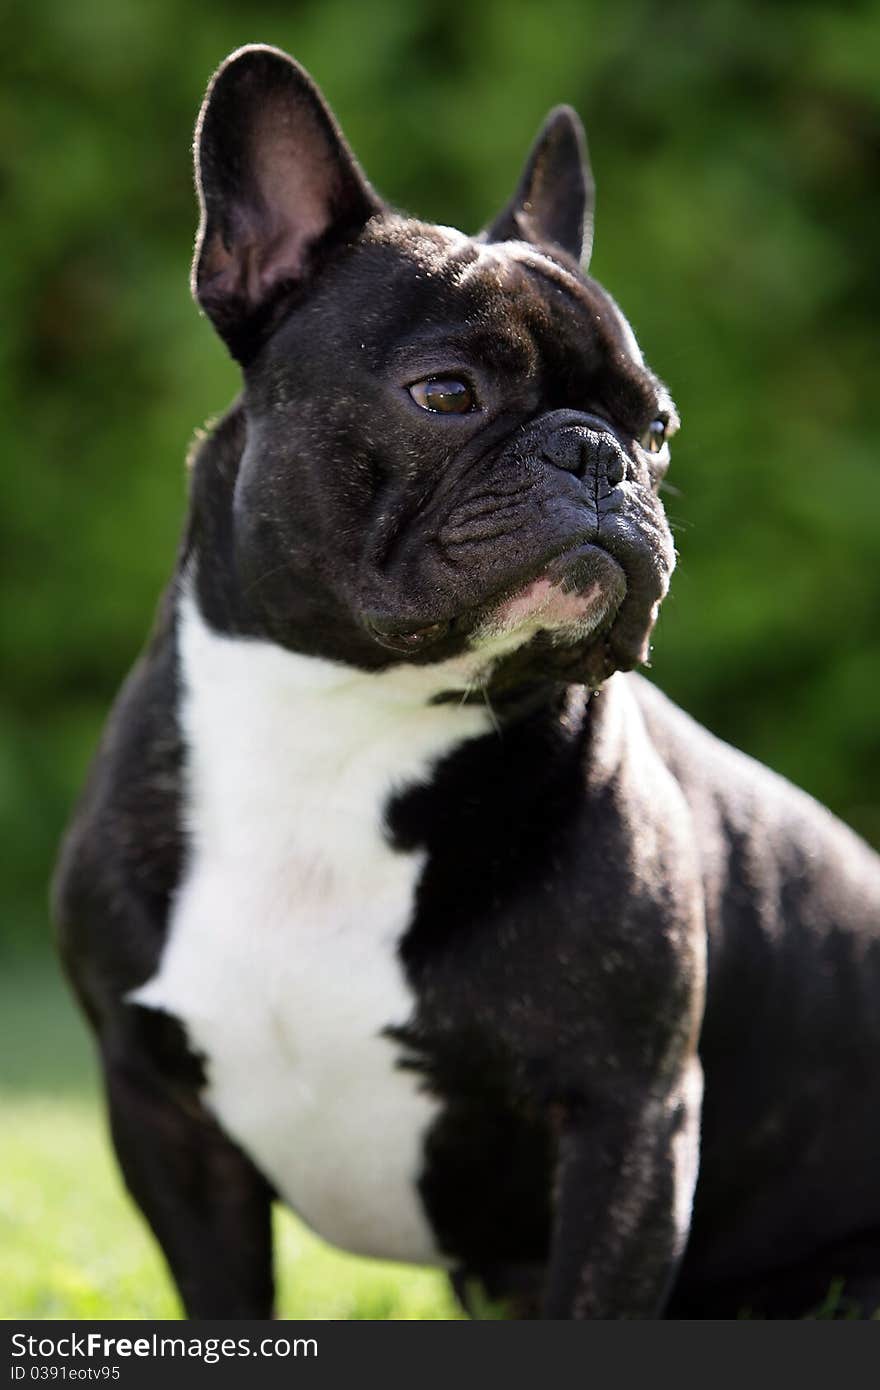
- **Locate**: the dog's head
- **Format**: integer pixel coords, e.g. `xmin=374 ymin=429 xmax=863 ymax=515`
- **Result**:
xmin=191 ymin=45 xmax=678 ymax=694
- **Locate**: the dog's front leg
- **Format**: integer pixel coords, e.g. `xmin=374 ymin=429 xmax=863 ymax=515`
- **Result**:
xmin=542 ymin=1058 xmax=702 ymax=1319
xmin=103 ymin=1049 xmax=276 ymax=1320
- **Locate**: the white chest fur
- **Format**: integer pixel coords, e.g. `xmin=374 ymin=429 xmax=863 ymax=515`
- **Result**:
xmin=130 ymin=593 xmax=492 ymax=1265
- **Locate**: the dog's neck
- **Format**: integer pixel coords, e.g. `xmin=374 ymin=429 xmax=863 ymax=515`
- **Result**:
xmin=172 ymin=571 xmax=614 ymax=859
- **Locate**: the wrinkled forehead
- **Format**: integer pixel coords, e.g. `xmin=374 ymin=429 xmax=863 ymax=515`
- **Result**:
xmin=360 ymin=216 xmax=646 ymax=375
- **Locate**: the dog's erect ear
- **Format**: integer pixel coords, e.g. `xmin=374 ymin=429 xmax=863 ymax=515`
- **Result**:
xmin=482 ymin=107 xmax=595 ymax=269
xmin=192 ymin=45 xmax=382 ymax=362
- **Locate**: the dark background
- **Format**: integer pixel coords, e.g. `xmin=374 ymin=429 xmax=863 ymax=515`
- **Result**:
xmin=3 ymin=0 xmax=879 ymax=952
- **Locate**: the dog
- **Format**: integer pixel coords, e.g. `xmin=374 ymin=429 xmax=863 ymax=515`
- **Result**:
xmin=53 ymin=44 xmax=880 ymax=1319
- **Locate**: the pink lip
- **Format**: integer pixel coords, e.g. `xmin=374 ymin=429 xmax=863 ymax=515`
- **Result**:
xmin=493 ymin=577 xmax=604 ymax=630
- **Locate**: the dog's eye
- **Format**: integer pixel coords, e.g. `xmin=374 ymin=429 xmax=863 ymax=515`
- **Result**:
xmin=408 ymin=377 xmax=477 ymax=414
xmin=641 ymin=417 xmax=668 ymax=453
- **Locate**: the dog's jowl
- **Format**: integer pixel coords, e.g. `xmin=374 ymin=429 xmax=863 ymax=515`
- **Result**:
xmin=53 ymin=44 xmax=880 ymax=1319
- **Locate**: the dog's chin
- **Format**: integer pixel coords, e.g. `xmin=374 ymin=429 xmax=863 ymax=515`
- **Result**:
xmin=461 ymin=576 xmax=608 ymax=678
xmin=360 ymin=542 xmax=635 ymax=697
xmin=477 ymin=574 xmax=614 ymax=643
xmin=366 ymin=544 xmax=625 ymax=649
xmin=463 ymin=545 xmax=627 ymax=683
xmin=465 ymin=597 xmax=617 ymax=699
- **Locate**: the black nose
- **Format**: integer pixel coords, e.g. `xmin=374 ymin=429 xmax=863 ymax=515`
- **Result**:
xmin=548 ymin=427 xmax=625 ymax=489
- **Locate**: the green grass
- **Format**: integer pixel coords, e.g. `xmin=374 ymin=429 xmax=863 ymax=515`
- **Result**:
xmin=0 ymin=954 xmax=459 ymax=1320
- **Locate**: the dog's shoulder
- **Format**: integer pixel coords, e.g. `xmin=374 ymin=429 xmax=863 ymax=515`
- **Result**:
xmin=630 ymin=673 xmax=880 ymax=938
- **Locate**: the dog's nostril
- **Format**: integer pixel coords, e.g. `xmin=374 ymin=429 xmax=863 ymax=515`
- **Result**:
xmin=544 ymin=438 xmax=593 ymax=476
xmin=548 ymin=426 xmax=625 ymax=483
xmin=603 ymin=449 xmax=624 ymax=488
xmin=590 ymin=434 xmax=625 ymax=489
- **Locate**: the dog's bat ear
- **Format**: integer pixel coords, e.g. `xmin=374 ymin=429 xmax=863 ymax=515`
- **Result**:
xmin=482 ymin=107 xmax=595 ymax=270
xmin=192 ymin=45 xmax=382 ymax=362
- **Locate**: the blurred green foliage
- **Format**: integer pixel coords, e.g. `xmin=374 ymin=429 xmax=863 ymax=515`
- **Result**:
xmin=2 ymin=0 xmax=878 ymax=947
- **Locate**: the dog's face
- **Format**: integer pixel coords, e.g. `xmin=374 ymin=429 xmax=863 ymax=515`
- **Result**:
xmin=192 ymin=46 xmax=678 ymax=693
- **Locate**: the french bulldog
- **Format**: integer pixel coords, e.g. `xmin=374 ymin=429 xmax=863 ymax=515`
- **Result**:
xmin=53 ymin=44 xmax=880 ymax=1320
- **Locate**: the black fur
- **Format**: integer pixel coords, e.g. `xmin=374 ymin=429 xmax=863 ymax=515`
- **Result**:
xmin=54 ymin=46 xmax=880 ymax=1320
